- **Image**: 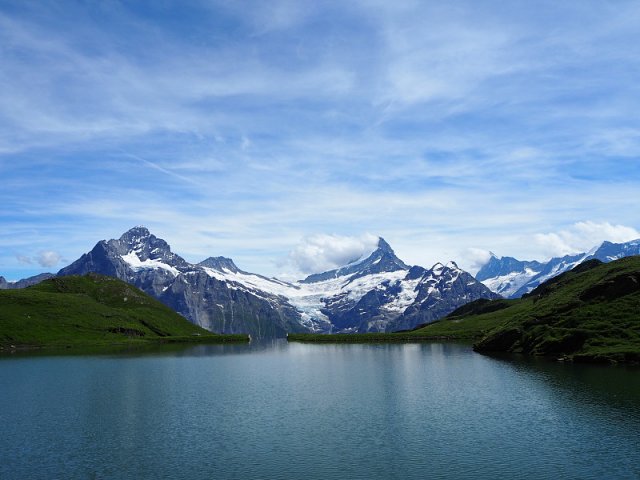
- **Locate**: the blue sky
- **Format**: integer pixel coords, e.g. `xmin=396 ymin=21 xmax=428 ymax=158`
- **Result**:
xmin=1 ymin=0 xmax=640 ymax=280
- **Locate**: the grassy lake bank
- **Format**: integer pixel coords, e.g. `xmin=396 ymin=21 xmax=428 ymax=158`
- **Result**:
xmin=0 ymin=274 xmax=249 ymax=350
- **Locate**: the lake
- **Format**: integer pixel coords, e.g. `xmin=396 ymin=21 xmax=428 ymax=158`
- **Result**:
xmin=1 ymin=341 xmax=639 ymax=479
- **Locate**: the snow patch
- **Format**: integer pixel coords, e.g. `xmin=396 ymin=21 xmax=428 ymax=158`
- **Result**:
xmin=381 ymin=277 xmax=421 ymax=313
xmin=481 ymin=268 xmax=540 ymax=298
xmin=122 ymin=252 xmax=180 ymax=277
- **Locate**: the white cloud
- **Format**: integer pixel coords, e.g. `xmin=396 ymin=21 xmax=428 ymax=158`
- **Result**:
xmin=37 ymin=251 xmax=63 ymax=268
xmin=460 ymin=248 xmax=493 ymax=274
xmin=283 ymin=233 xmax=379 ymax=277
xmin=534 ymin=221 xmax=640 ymax=257
xmin=381 ymin=21 xmax=513 ymax=106
xmin=2 ymin=2 xmax=640 ymax=281
xmin=584 ymin=128 xmax=640 ymax=157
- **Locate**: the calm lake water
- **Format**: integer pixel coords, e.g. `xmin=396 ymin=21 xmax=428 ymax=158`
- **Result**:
xmin=1 ymin=341 xmax=639 ymax=480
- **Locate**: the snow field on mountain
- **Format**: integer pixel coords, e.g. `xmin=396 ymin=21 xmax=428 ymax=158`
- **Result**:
xmin=200 ymin=265 xmax=419 ymax=330
xmin=121 ymin=252 xmax=181 ymax=277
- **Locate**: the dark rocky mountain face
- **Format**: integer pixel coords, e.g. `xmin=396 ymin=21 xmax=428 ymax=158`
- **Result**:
xmin=57 ymin=227 xmax=306 ymax=339
xmin=388 ymin=263 xmax=502 ymax=332
xmin=156 ymin=270 xmax=307 ymax=338
xmin=7 ymin=227 xmax=500 ymax=337
xmin=475 ymin=255 xmax=543 ymax=282
xmin=478 ymin=239 xmax=640 ymax=299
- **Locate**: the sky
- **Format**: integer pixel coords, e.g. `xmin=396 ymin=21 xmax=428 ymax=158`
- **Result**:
xmin=1 ymin=0 xmax=640 ymax=281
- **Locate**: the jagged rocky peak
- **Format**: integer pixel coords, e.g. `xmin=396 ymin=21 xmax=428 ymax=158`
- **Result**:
xmin=368 ymin=237 xmax=409 ymax=269
xmin=424 ymin=261 xmax=461 ymax=278
xmin=301 ymin=236 xmax=409 ymax=283
xmin=119 ymin=226 xmax=161 ymax=251
xmin=475 ymin=254 xmax=542 ymax=282
xmin=406 ymin=265 xmax=427 ymax=280
xmin=429 ymin=262 xmax=445 ymax=273
xmin=199 ymin=256 xmax=240 ymax=273
xmin=115 ymin=226 xmax=180 ymax=263
xmin=119 ymin=225 xmax=152 ymax=245
xmin=376 ymin=237 xmax=393 ymax=253
xmin=57 ymin=225 xmax=191 ymax=277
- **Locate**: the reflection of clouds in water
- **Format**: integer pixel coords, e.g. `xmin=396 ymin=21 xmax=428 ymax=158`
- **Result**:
xmin=1 ymin=341 xmax=640 ymax=479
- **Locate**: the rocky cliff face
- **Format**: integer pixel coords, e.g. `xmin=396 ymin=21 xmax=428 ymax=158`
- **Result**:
xmin=389 ymin=263 xmax=501 ymax=332
xmin=58 ymin=227 xmax=307 ymax=338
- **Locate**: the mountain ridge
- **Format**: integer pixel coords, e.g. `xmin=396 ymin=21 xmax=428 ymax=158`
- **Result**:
xmin=0 ymin=273 xmax=55 ymax=290
xmin=477 ymin=238 xmax=640 ymax=298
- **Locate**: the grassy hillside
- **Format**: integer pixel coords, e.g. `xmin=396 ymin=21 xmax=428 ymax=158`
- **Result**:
xmin=410 ymin=257 xmax=640 ymax=363
xmin=0 ymin=274 xmax=248 ymax=350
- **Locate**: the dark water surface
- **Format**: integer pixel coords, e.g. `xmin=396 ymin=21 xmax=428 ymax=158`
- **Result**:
xmin=1 ymin=341 xmax=639 ymax=479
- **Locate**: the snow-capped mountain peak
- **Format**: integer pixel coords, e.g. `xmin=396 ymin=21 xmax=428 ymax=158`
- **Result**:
xmin=375 ymin=236 xmax=394 ymax=254
xmin=430 ymin=262 xmax=445 ymax=275
xmin=117 ymin=226 xmax=174 ymax=260
xmin=446 ymin=261 xmax=460 ymax=270
xmin=59 ymin=225 xmax=191 ymax=283
xmin=119 ymin=225 xmax=152 ymax=246
xmin=301 ymin=236 xmax=408 ymax=284
xmin=590 ymin=238 xmax=640 ymax=262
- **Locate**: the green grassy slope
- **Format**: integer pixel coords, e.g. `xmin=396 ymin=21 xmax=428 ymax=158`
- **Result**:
xmin=0 ymin=274 xmax=248 ymax=349
xmin=412 ymin=257 xmax=640 ymax=363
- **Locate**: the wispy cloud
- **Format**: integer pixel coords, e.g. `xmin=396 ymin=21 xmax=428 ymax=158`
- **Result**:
xmin=117 ymin=151 xmax=201 ymax=186
xmin=15 ymin=255 xmax=32 ymax=265
xmin=1 ymin=1 xmax=639 ymax=279
xmin=533 ymin=222 xmax=640 ymax=258
xmin=36 ymin=251 xmax=63 ymax=268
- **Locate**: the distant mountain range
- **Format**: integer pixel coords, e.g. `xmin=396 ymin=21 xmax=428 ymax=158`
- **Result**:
xmin=4 ymin=228 xmax=638 ymax=338
xmin=2 ymin=227 xmax=499 ymax=338
xmin=0 ymin=273 xmax=55 ymax=290
xmin=476 ymin=239 xmax=640 ymax=298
